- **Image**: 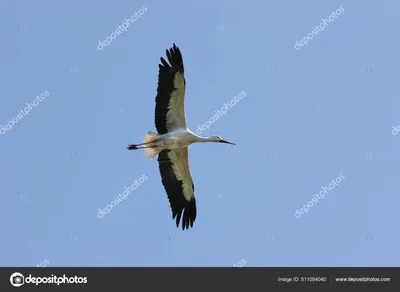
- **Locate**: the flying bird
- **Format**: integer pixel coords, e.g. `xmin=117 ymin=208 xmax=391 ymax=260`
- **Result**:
xmin=127 ymin=44 xmax=235 ymax=230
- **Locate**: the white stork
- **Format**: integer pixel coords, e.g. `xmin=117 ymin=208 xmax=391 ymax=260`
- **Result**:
xmin=127 ymin=44 xmax=235 ymax=230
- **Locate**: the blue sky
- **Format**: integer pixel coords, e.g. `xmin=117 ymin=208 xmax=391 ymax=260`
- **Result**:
xmin=1 ymin=0 xmax=399 ymax=267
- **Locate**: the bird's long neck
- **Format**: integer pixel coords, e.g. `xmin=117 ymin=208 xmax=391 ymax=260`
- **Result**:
xmin=192 ymin=134 xmax=214 ymax=143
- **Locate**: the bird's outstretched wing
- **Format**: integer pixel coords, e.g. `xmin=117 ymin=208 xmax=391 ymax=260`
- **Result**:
xmin=155 ymin=44 xmax=187 ymax=134
xmin=157 ymin=148 xmax=196 ymax=230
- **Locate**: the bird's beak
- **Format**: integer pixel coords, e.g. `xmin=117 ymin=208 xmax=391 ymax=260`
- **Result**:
xmin=219 ymin=140 xmax=236 ymax=145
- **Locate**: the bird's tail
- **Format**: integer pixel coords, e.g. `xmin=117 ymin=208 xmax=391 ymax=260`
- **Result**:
xmin=143 ymin=131 xmax=162 ymax=159
xmin=144 ymin=147 xmax=163 ymax=159
xmin=127 ymin=131 xmax=162 ymax=159
xmin=143 ymin=131 xmax=158 ymax=144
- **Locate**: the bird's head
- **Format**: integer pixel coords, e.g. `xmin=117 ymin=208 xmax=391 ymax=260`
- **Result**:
xmin=209 ymin=136 xmax=236 ymax=145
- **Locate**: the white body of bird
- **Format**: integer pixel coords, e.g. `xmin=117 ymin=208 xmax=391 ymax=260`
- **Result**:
xmin=144 ymin=129 xmax=223 ymax=153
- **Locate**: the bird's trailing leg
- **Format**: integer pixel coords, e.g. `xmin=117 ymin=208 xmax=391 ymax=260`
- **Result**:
xmin=127 ymin=142 xmax=151 ymax=150
xmin=127 ymin=143 xmax=162 ymax=159
xmin=127 ymin=131 xmax=163 ymax=159
xmin=127 ymin=131 xmax=159 ymax=150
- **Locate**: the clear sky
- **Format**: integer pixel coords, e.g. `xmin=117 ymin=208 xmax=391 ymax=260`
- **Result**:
xmin=1 ymin=0 xmax=399 ymax=267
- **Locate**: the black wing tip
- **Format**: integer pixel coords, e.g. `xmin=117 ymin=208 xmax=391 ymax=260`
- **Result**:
xmin=167 ymin=43 xmax=179 ymax=52
xmin=159 ymin=43 xmax=184 ymax=72
xmin=171 ymin=43 xmax=179 ymax=53
xmin=174 ymin=198 xmax=196 ymax=231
